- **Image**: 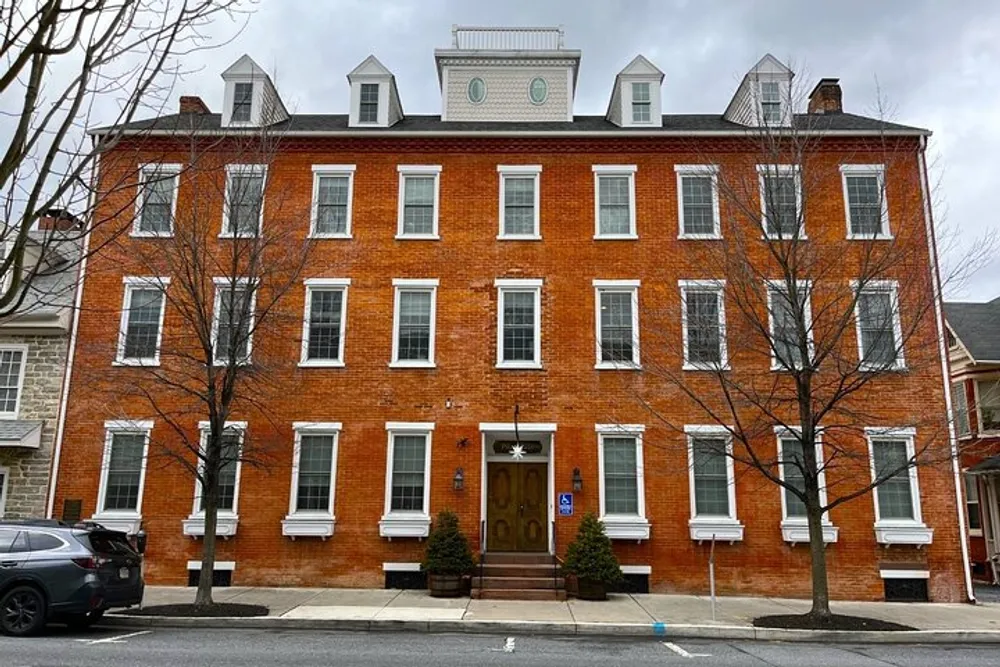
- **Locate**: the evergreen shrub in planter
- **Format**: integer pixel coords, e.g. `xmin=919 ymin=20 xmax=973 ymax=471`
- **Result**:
xmin=422 ymin=510 xmax=475 ymax=598
xmin=562 ymin=513 xmax=622 ymax=601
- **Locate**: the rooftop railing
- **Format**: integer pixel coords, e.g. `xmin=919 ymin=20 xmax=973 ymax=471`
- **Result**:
xmin=451 ymin=25 xmax=565 ymax=51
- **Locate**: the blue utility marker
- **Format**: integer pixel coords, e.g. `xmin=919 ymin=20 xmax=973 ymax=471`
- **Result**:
xmin=558 ymin=492 xmax=573 ymax=516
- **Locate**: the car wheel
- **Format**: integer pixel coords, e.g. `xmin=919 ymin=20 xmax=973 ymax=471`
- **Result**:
xmin=0 ymin=585 xmax=47 ymax=637
xmin=64 ymin=610 xmax=104 ymax=631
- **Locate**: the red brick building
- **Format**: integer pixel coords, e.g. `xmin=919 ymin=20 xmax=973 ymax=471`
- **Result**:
xmin=49 ymin=27 xmax=971 ymax=601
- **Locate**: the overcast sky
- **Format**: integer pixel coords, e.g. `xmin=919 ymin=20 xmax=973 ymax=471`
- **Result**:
xmin=161 ymin=0 xmax=998 ymax=300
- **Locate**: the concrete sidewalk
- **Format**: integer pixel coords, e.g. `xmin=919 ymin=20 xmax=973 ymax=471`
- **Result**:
xmin=105 ymin=586 xmax=1000 ymax=643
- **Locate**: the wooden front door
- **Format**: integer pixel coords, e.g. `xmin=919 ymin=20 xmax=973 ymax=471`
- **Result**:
xmin=487 ymin=462 xmax=548 ymax=552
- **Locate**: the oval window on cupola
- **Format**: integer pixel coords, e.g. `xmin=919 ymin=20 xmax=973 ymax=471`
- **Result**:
xmin=467 ymin=77 xmax=487 ymax=104
xmin=528 ymin=77 xmax=548 ymax=105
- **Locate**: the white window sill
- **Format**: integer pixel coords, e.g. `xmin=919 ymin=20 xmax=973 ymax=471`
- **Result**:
xmin=90 ymin=513 xmax=143 ymax=535
xmin=130 ymin=231 xmax=174 ymax=239
xmin=874 ymin=521 xmax=934 ymax=547
xmin=496 ymin=362 xmax=543 ymax=370
xmin=497 ymin=234 xmax=542 ymax=241
xmin=780 ymin=519 xmax=839 ymax=545
xmin=379 ymin=513 xmax=431 ymax=539
xmin=389 ymin=360 xmax=436 ymax=369
xmin=113 ymin=358 xmax=160 ymax=367
xmin=602 ymin=515 xmax=650 ymax=541
xmin=593 ymin=234 xmax=639 ymax=241
xmin=394 ymin=234 xmax=440 ymax=241
xmin=762 ymin=234 xmax=808 ymax=241
xmin=594 ymin=362 xmax=642 ymax=371
xmin=970 ymin=529 xmax=984 ymax=538
xmin=689 ymin=517 xmax=744 ymax=543
xmin=682 ymin=362 xmax=730 ymax=372
xmin=282 ymin=514 xmax=336 ymax=539
xmin=847 ymin=233 xmax=893 ymax=241
xmin=212 ymin=359 xmax=252 ymax=367
xmin=678 ymin=233 xmax=722 ymax=240
xmin=308 ymin=233 xmax=352 ymax=240
xmin=218 ymin=232 xmax=261 ymax=240
xmin=298 ymin=359 xmax=344 ymax=368
xmin=183 ymin=513 xmax=239 ymax=538
xmin=859 ymin=363 xmax=907 ymax=373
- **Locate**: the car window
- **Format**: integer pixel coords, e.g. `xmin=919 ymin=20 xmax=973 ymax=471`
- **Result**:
xmin=28 ymin=532 xmax=65 ymax=552
xmin=80 ymin=531 xmax=138 ymax=558
xmin=0 ymin=529 xmax=17 ymax=552
xmin=9 ymin=530 xmax=30 ymax=553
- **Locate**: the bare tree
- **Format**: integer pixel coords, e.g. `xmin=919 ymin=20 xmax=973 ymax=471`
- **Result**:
xmin=1 ymin=0 xmax=247 ymax=317
xmin=623 ymin=83 xmax=994 ymax=621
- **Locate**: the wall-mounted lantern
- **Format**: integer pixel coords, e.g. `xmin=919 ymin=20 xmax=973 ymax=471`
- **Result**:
xmin=572 ymin=467 xmax=583 ymax=492
xmin=453 ymin=467 xmax=465 ymax=491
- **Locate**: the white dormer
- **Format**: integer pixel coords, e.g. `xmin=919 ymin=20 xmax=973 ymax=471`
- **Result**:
xmin=723 ymin=54 xmax=793 ymax=128
xmin=606 ymin=55 xmax=664 ymax=128
xmin=220 ymin=55 xmax=289 ymax=128
xmin=347 ymin=55 xmax=404 ymax=128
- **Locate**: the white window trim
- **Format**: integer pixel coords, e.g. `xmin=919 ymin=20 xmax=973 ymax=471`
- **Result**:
xmin=379 ymin=423 xmax=434 ymax=539
xmin=0 ymin=344 xmax=28 ymax=420
xmin=775 ymin=427 xmax=838 ymax=545
xmin=132 ymin=163 xmax=181 ymax=238
xmin=183 ymin=421 xmax=247 ymax=538
xmin=309 ymin=165 xmax=356 ymax=239
xmin=396 ymin=165 xmax=442 ymax=240
xmin=953 ymin=381 xmax=972 ymax=439
xmin=679 ymin=279 xmax=729 ymax=371
xmin=497 ymin=165 xmax=542 ymax=240
xmin=766 ymin=279 xmax=814 ymax=371
xmin=592 ymin=165 xmax=638 ymax=240
xmin=114 ymin=277 xmax=170 ymax=367
xmin=865 ymin=426 xmax=933 ymax=546
xmin=91 ymin=420 xmax=153 ymax=534
xmin=596 ymin=424 xmax=649 ymax=540
xmin=0 ymin=465 xmax=7 ymax=518
xmin=390 ymin=278 xmax=439 ymax=368
xmin=675 ymin=165 xmax=721 ymax=239
xmin=756 ymin=164 xmax=805 ymax=240
xmin=593 ymin=280 xmax=641 ymax=370
xmin=964 ymin=471 xmax=983 ymax=537
xmin=211 ymin=277 xmax=256 ymax=366
xmin=495 ymin=278 xmax=543 ymax=370
xmin=685 ymin=425 xmax=744 ymax=543
xmin=220 ymin=164 xmax=267 ymax=239
xmin=299 ymin=278 xmax=350 ymax=368
xmin=840 ymin=164 xmax=891 ymax=240
xmin=851 ymin=279 xmax=906 ymax=371
xmin=975 ymin=377 xmax=1000 ymax=436
xmin=282 ymin=422 xmax=341 ymax=539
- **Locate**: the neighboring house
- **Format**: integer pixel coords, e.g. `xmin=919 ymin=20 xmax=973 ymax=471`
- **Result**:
xmin=946 ymin=295 xmax=1000 ymax=583
xmin=0 ymin=211 xmax=82 ymax=519
xmin=52 ymin=26 xmax=967 ymax=602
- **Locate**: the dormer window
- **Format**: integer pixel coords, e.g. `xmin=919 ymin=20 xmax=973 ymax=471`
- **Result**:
xmin=232 ymin=82 xmax=253 ymax=123
xmin=760 ymin=81 xmax=781 ymax=125
xmin=359 ymin=83 xmax=379 ymax=123
xmin=631 ymin=82 xmax=651 ymax=123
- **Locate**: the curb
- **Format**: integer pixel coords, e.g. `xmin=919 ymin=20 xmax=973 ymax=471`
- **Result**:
xmin=101 ymin=614 xmax=1000 ymax=644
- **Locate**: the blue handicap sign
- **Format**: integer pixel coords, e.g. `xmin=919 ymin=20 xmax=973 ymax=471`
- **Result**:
xmin=558 ymin=492 xmax=574 ymax=516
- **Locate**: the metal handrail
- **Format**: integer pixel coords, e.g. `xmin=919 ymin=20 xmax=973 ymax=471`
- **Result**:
xmin=451 ymin=25 xmax=565 ymax=50
xmin=551 ymin=519 xmax=558 ymax=591
xmin=479 ymin=519 xmax=486 ymax=592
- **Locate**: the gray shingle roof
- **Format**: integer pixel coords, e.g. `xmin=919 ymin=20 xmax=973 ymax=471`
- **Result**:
xmin=0 ymin=420 xmax=42 ymax=448
xmin=945 ymin=297 xmax=1000 ymax=362
xmin=94 ymin=112 xmax=928 ymax=136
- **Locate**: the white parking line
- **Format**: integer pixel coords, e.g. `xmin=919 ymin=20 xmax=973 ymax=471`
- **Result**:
xmin=490 ymin=636 xmax=516 ymax=653
xmin=662 ymin=642 xmax=711 ymax=658
xmin=79 ymin=630 xmax=152 ymax=645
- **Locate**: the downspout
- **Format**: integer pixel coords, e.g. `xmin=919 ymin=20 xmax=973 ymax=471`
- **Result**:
xmin=46 ymin=150 xmax=97 ymax=519
xmin=917 ymin=134 xmax=975 ymax=602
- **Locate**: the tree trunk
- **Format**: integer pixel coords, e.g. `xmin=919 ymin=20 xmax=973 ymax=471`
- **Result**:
xmin=806 ymin=502 xmax=831 ymax=619
xmin=194 ymin=456 xmax=219 ymax=608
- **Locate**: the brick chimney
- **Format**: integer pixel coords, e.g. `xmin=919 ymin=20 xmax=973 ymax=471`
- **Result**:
xmin=808 ymin=78 xmax=843 ymax=114
xmin=179 ymin=96 xmax=211 ymax=114
xmin=37 ymin=209 xmax=83 ymax=231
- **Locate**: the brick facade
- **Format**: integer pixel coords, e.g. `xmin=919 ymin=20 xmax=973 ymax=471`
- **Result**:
xmin=51 ymin=132 xmax=968 ymax=602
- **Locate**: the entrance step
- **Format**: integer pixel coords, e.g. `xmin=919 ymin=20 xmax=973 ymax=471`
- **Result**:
xmin=472 ymin=552 xmax=566 ymax=600
xmin=472 ymin=576 xmax=566 ymax=590
xmin=480 ymin=552 xmax=555 ymax=566
xmin=471 ymin=588 xmax=567 ymax=601
xmin=480 ymin=564 xmax=559 ymax=578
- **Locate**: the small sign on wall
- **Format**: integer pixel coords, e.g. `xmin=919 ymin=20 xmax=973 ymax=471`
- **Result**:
xmin=558 ymin=492 xmax=573 ymax=516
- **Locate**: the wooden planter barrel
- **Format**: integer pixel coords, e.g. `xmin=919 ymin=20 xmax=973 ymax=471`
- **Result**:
xmin=575 ymin=577 xmax=608 ymax=601
xmin=428 ymin=574 xmax=465 ymax=598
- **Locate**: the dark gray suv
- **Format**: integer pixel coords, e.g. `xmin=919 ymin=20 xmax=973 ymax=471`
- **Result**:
xmin=0 ymin=521 xmax=144 ymax=636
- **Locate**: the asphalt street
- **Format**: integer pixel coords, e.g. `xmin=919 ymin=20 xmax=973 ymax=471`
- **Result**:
xmin=0 ymin=626 xmax=996 ymax=666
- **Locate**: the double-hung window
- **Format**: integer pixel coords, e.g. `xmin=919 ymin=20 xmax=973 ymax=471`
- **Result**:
xmin=867 ymin=427 xmax=932 ymax=545
xmin=310 ymin=165 xmax=355 ymax=238
xmin=0 ymin=345 xmax=27 ymax=419
xmin=397 ymin=166 xmax=441 ymax=239
xmin=300 ymin=279 xmax=349 ymax=367
xmin=953 ymin=382 xmax=971 ymax=437
xmin=223 ymin=164 xmax=266 ymax=237
xmin=498 ymin=165 xmax=541 ymax=239
xmin=134 ymin=164 xmax=180 ymax=236
xmin=686 ymin=426 xmax=743 ymax=542
xmin=853 ymin=281 xmax=904 ymax=371
xmin=680 ymin=280 xmax=727 ymax=370
xmin=597 ymin=425 xmax=649 ymax=540
xmin=212 ymin=278 xmax=255 ymax=365
xmin=977 ymin=380 xmax=1000 ymax=432
xmin=231 ymin=82 xmax=253 ymax=122
xmin=776 ymin=428 xmax=837 ymax=544
xmin=759 ymin=80 xmax=782 ymax=124
xmin=593 ymin=165 xmax=637 ymax=239
xmin=965 ymin=473 xmax=982 ymax=534
xmin=379 ymin=423 xmax=433 ymax=538
xmin=593 ymin=280 xmax=640 ymax=369
xmin=92 ymin=420 xmax=152 ymax=534
xmin=359 ymin=83 xmax=379 ymax=123
xmin=283 ymin=422 xmax=340 ymax=538
xmin=841 ymin=165 xmax=889 ymax=239
xmin=631 ymin=82 xmax=651 ymax=123
xmin=757 ymin=164 xmax=802 ymax=239
xmin=116 ymin=277 xmax=169 ymax=366
xmin=495 ymin=279 xmax=542 ymax=369
xmin=767 ymin=281 xmax=813 ymax=371
xmin=675 ymin=165 xmax=720 ymax=238
xmin=391 ymin=279 xmax=438 ymax=368
xmin=183 ymin=421 xmax=245 ymax=538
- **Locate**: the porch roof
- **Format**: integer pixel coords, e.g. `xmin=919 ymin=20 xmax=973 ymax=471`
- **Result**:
xmin=0 ymin=420 xmax=43 ymax=449
xmin=968 ymin=455 xmax=1000 ymax=474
